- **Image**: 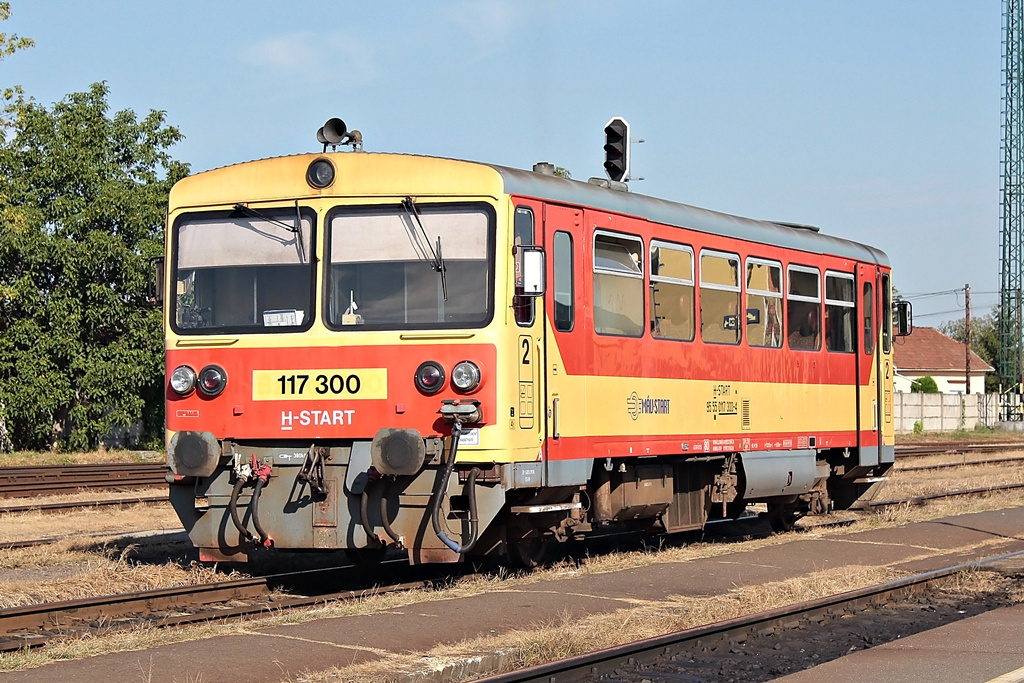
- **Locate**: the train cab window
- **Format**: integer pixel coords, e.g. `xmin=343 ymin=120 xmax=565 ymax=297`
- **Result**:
xmin=325 ymin=204 xmax=492 ymax=329
xmin=512 ymin=206 xmax=535 ymax=327
xmin=787 ymin=265 xmax=820 ymax=351
xmin=745 ymin=259 xmax=782 ymax=348
xmin=699 ymin=251 xmax=741 ymax=344
xmin=593 ymin=232 xmax=644 ymax=337
xmin=825 ymin=272 xmax=856 ymax=353
xmin=553 ymin=231 xmax=574 ymax=332
xmin=650 ymin=241 xmax=694 ymax=341
xmin=863 ymin=281 xmax=874 ymax=356
xmin=172 ymin=209 xmax=315 ymax=333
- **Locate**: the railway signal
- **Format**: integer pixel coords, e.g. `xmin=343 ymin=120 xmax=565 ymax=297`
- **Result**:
xmin=603 ymin=116 xmax=630 ymax=182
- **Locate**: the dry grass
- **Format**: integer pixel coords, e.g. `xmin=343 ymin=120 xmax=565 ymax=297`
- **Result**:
xmin=894 ymin=449 xmax=1024 ymax=470
xmin=0 ymin=544 xmax=227 ymax=608
xmin=881 ymin=461 xmax=1024 ymax=501
xmin=895 ymin=428 xmax=1024 ymax=445
xmin=299 ymin=566 xmax=1023 ymax=683
xmin=0 ymin=500 xmax=181 ymax=545
xmin=0 ymin=449 xmax=163 ymax=467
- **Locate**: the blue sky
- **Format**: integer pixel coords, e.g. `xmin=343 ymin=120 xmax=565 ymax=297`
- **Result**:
xmin=3 ymin=1 xmax=1001 ymax=325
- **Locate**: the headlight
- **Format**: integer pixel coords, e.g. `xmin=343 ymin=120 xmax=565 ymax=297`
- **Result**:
xmin=197 ymin=365 xmax=227 ymax=396
xmin=451 ymin=361 xmax=481 ymax=392
xmin=170 ymin=366 xmax=197 ymax=395
xmin=306 ymin=158 xmax=335 ymax=188
xmin=414 ymin=361 xmax=445 ymax=395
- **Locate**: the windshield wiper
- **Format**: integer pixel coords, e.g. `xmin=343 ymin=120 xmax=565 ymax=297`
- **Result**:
xmin=232 ymin=203 xmax=306 ymax=263
xmin=401 ymin=197 xmax=447 ymax=300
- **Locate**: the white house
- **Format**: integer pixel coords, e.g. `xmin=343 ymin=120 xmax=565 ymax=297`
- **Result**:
xmin=893 ymin=326 xmax=992 ymax=394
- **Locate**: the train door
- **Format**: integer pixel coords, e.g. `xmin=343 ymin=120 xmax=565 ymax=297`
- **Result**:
xmin=512 ymin=202 xmax=545 ymax=465
xmin=856 ymin=264 xmax=881 ymax=466
xmin=879 ymin=272 xmax=895 ymax=463
xmin=541 ymin=204 xmax=585 ymax=472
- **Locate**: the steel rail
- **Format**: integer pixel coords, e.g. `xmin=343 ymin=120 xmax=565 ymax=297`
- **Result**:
xmin=0 ymin=463 xmax=167 ymax=498
xmin=896 ymin=455 xmax=1024 ymax=472
xmin=0 ymin=494 xmax=167 ymax=514
xmin=895 ymin=442 xmax=1024 ymax=459
xmin=0 ymin=564 xmax=440 ymax=652
xmin=863 ymin=482 xmax=1024 ymax=508
xmin=475 ymin=549 xmax=1024 ymax=683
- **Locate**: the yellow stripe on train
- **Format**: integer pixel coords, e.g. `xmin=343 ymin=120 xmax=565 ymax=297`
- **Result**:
xmin=549 ymin=375 xmax=859 ymax=438
xmin=252 ymin=369 xmax=388 ymax=401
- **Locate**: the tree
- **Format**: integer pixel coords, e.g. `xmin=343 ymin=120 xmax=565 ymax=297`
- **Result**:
xmin=0 ymin=3 xmax=33 ymax=98
xmin=0 ymin=1 xmax=31 ymax=450
xmin=939 ymin=307 xmax=1000 ymax=393
xmin=0 ymin=82 xmax=189 ymax=450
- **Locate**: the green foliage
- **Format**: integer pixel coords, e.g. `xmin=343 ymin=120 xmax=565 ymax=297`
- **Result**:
xmin=910 ymin=375 xmax=940 ymax=393
xmin=0 ymin=82 xmax=189 ymax=450
xmin=0 ymin=3 xmax=34 ymax=101
xmin=913 ymin=420 xmax=923 ymax=434
xmin=939 ymin=307 xmax=1000 ymax=393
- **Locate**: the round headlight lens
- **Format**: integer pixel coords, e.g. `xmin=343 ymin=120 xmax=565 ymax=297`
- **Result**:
xmin=170 ymin=366 xmax=197 ymax=395
xmin=451 ymin=361 xmax=481 ymax=392
xmin=306 ymin=158 xmax=335 ymax=188
xmin=197 ymin=365 xmax=227 ymax=396
xmin=414 ymin=361 xmax=445 ymax=395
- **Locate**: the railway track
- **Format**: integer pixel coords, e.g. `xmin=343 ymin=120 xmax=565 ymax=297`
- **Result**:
xmin=476 ymin=550 xmax=1024 ymax=683
xmin=1 ymin=453 xmax=1022 ymax=654
xmin=0 ymin=563 xmax=449 ymax=652
xmin=0 ymin=462 xmax=167 ymax=498
xmin=0 ymin=494 xmax=167 ymax=515
xmin=894 ymin=441 xmax=1024 ymax=459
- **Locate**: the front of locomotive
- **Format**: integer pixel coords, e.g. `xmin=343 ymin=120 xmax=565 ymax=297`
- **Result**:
xmin=164 ymin=151 xmax=529 ymax=564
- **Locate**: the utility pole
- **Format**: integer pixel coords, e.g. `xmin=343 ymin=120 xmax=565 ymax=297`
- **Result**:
xmin=965 ymin=283 xmax=972 ymax=394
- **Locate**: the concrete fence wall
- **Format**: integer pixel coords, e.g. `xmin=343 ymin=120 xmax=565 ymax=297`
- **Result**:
xmin=893 ymin=392 xmax=998 ymax=434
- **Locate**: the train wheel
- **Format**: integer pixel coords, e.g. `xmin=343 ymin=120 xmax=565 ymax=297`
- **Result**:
xmin=505 ymin=517 xmax=549 ymax=569
xmin=764 ymin=503 xmax=799 ymax=532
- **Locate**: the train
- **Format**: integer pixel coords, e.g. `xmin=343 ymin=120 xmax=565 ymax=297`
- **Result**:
xmin=162 ymin=123 xmax=912 ymax=567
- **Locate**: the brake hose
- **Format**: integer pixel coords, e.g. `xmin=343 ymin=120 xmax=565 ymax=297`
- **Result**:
xmin=251 ymin=476 xmax=271 ymax=548
xmin=379 ymin=477 xmax=402 ymax=546
xmin=229 ymin=476 xmax=256 ymax=545
xmin=429 ymin=423 xmax=482 ymax=554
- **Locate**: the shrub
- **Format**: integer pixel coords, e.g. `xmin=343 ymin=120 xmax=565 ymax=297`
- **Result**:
xmin=910 ymin=376 xmax=939 ymax=393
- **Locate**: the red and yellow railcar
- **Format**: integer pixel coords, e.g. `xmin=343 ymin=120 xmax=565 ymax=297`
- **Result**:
xmin=164 ymin=146 xmax=909 ymax=566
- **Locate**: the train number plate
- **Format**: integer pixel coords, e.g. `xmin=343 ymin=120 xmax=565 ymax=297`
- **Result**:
xmin=252 ymin=369 xmax=388 ymax=401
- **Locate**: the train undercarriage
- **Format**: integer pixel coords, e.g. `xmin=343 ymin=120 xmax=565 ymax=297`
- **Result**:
xmin=168 ymin=430 xmax=891 ymax=568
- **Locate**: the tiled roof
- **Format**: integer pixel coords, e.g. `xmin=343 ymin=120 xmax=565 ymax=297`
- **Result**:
xmin=893 ymin=326 xmax=994 ymax=374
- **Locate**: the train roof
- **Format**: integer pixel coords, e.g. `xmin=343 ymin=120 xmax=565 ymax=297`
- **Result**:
xmin=485 ymin=162 xmax=890 ymax=267
xmin=174 ymin=152 xmax=889 ymax=267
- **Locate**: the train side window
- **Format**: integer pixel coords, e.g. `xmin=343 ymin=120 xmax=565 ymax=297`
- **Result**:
xmin=881 ymin=273 xmax=892 ymax=353
xmin=593 ymin=231 xmax=644 ymax=337
xmin=553 ymin=231 xmax=574 ymax=332
xmin=787 ymin=265 xmax=820 ymax=351
xmin=512 ymin=206 xmax=535 ymax=327
xmin=745 ymin=258 xmax=782 ymax=348
xmin=700 ymin=250 xmax=741 ymax=344
xmin=650 ymin=241 xmax=694 ymax=341
xmin=825 ymin=272 xmax=856 ymax=353
xmin=863 ymin=281 xmax=874 ymax=356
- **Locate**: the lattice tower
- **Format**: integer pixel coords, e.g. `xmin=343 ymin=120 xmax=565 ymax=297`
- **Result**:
xmin=1000 ymin=0 xmax=1024 ymax=388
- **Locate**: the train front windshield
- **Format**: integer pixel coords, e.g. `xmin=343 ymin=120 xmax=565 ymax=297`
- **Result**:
xmin=172 ymin=209 xmax=315 ymax=333
xmin=326 ymin=204 xmax=493 ymax=329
